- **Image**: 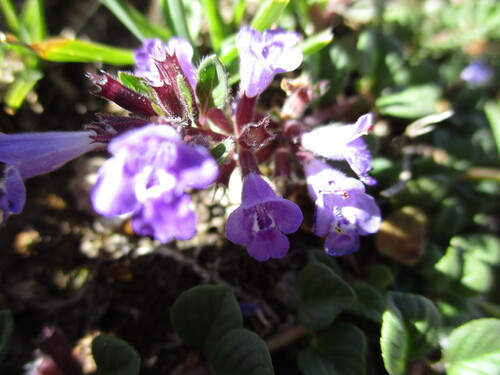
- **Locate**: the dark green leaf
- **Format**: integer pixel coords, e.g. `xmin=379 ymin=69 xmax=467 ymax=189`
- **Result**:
xmin=170 ymin=285 xmax=243 ymax=349
xmin=92 ymin=334 xmax=140 ymax=375
xmin=381 ymin=292 xmax=441 ymax=375
xmin=315 ymin=322 xmax=367 ymax=375
xmin=211 ymin=328 xmax=275 ymax=375
xmin=298 ymin=262 xmax=356 ymax=330
xmin=297 ymin=347 xmax=338 ymax=375
xmin=444 ymin=318 xmax=500 ymax=375
xmin=346 ymin=281 xmax=385 ymax=323
xmin=376 ymin=85 xmax=442 ymax=119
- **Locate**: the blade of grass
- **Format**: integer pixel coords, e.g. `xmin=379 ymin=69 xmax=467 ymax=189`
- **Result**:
xmin=29 ymin=38 xmax=134 ymax=65
xmin=20 ymin=0 xmax=47 ymax=43
xmin=298 ymin=28 xmax=334 ymax=57
xmin=100 ymin=0 xmax=171 ymax=41
xmin=201 ymin=0 xmax=230 ymax=51
xmin=484 ymin=100 xmax=500 ymax=158
xmin=4 ymin=69 xmax=43 ymax=114
xmin=0 ymin=0 xmax=20 ymax=33
xmin=250 ymin=0 xmax=289 ymax=31
xmin=232 ymin=0 xmax=246 ymax=26
xmin=161 ymin=0 xmax=199 ymax=59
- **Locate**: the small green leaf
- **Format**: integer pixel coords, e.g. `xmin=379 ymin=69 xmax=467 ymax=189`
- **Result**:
xmin=211 ymin=328 xmax=275 ymax=375
xmin=298 ymin=262 xmax=356 ymax=330
xmin=177 ymin=74 xmax=196 ymax=120
xmin=375 ymin=85 xmax=442 ymax=119
xmin=211 ymin=138 xmax=234 ymax=164
xmin=196 ymin=55 xmax=229 ymax=114
xmin=444 ymin=318 xmax=500 ymax=375
xmin=170 ymin=285 xmax=243 ymax=349
xmin=91 ymin=334 xmax=140 ymax=375
xmin=200 ymin=0 xmax=230 ymax=51
xmin=0 ymin=310 xmax=14 ymax=364
xmin=484 ymin=100 xmax=500 ymax=157
xmin=347 ymin=281 xmax=385 ymax=323
xmin=365 ymin=264 xmax=395 ymax=291
xmin=298 ymin=29 xmax=334 ymax=57
xmin=316 ymin=322 xmax=367 ymax=375
xmin=4 ymin=68 xmax=42 ymax=113
xmin=381 ymin=292 xmax=441 ymax=375
xmin=297 ymin=347 xmax=338 ymax=375
xmin=306 ymin=249 xmax=341 ymax=275
xmin=29 ymin=38 xmax=133 ymax=65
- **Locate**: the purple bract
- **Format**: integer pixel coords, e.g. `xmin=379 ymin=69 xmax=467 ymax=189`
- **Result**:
xmin=225 ymin=172 xmax=303 ymax=261
xmin=0 ymin=131 xmax=99 ymax=223
xmin=236 ymin=26 xmax=303 ymax=98
xmin=301 ymin=113 xmax=376 ymax=185
xmin=305 ymin=159 xmax=381 ymax=256
xmin=91 ymin=125 xmax=218 ymax=243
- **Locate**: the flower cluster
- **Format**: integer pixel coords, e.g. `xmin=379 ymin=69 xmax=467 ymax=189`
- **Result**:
xmin=1 ymin=25 xmax=381 ymax=261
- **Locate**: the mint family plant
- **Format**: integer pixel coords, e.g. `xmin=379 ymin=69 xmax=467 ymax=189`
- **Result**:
xmin=1 ymin=26 xmax=381 ymax=261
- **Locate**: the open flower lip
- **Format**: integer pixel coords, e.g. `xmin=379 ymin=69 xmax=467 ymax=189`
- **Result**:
xmin=225 ymin=173 xmax=303 ymax=261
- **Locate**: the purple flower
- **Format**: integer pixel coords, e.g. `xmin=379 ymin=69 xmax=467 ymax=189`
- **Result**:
xmin=460 ymin=60 xmax=494 ymax=86
xmin=134 ymin=37 xmax=197 ymax=90
xmin=0 ymin=131 xmax=99 ymax=223
xmin=301 ymin=113 xmax=376 ymax=185
xmin=91 ymin=125 xmax=218 ymax=243
xmin=305 ymin=159 xmax=381 ymax=256
xmin=225 ymin=172 xmax=303 ymax=261
xmin=236 ymin=26 xmax=303 ymax=98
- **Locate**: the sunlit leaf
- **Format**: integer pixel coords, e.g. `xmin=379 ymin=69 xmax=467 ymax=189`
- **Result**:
xmin=444 ymin=318 xmax=500 ymax=375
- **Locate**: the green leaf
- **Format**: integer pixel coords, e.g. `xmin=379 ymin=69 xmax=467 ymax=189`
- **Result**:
xmin=250 ymin=0 xmax=290 ymax=32
xmin=365 ymin=264 xmax=395 ymax=291
xmin=101 ymin=0 xmax=171 ymax=41
xmin=177 ymin=74 xmax=195 ymax=120
xmin=211 ymin=328 xmax=275 ymax=375
xmin=170 ymin=285 xmax=243 ymax=349
xmin=0 ymin=0 xmax=22 ymax=37
xmin=298 ymin=262 xmax=356 ymax=330
xmin=375 ymin=85 xmax=442 ymax=119
xmin=346 ymin=281 xmax=385 ymax=323
xmin=306 ymin=249 xmax=341 ymax=275
xmin=380 ymin=292 xmax=441 ymax=375
xmin=91 ymin=334 xmax=140 ymax=375
xmin=196 ymin=55 xmax=229 ymax=115
xmin=29 ymin=38 xmax=133 ymax=65
xmin=297 ymin=347 xmax=338 ymax=375
xmin=444 ymin=318 xmax=500 ymax=375
xmin=0 ymin=310 xmax=14 ymax=364
xmin=315 ymin=322 xmax=367 ymax=375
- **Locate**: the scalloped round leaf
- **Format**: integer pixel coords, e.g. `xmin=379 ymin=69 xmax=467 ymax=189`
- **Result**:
xmin=444 ymin=318 xmax=500 ymax=375
xmin=91 ymin=334 xmax=140 ymax=375
xmin=381 ymin=292 xmax=441 ymax=375
xmin=298 ymin=262 xmax=356 ymax=330
xmin=346 ymin=281 xmax=385 ymax=323
xmin=316 ymin=322 xmax=366 ymax=375
xmin=451 ymin=234 xmax=500 ymax=266
xmin=211 ymin=328 xmax=274 ymax=375
xmin=170 ymin=285 xmax=243 ymax=349
xmin=390 ymin=292 xmax=441 ymax=358
xmin=297 ymin=347 xmax=338 ymax=375
xmin=0 ymin=310 xmax=14 ymax=363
